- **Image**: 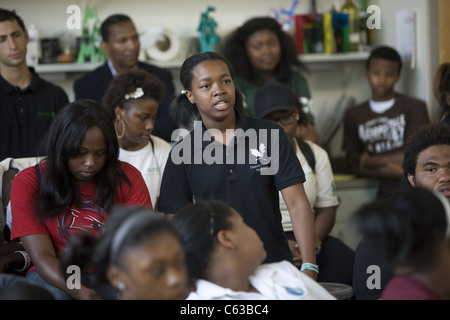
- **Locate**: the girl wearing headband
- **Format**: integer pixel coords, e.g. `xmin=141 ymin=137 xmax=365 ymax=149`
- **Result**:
xmin=61 ymin=206 xmax=188 ymax=300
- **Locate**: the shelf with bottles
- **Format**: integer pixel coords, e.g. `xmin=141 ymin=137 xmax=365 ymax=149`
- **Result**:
xmin=33 ymin=58 xmax=185 ymax=74
xmin=34 ymin=62 xmax=101 ymax=73
xmin=300 ymin=50 xmax=369 ymax=63
xmin=295 ymin=0 xmax=373 ymax=58
xmin=33 ymin=50 xmax=370 ymax=75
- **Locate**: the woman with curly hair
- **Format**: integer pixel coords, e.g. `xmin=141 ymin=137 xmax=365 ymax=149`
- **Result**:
xmin=222 ymin=16 xmax=317 ymax=142
xmin=102 ymin=70 xmax=173 ymax=209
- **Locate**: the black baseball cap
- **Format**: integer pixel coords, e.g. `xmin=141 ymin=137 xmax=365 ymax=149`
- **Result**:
xmin=254 ymin=83 xmax=298 ymax=119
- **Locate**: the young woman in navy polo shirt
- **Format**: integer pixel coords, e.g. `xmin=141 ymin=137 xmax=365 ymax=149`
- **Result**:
xmin=158 ymin=51 xmax=318 ymax=280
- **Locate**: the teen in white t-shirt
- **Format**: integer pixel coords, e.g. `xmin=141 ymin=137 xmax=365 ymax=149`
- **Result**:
xmin=102 ymin=69 xmax=174 ymax=210
xmin=119 ymin=136 xmax=171 ymax=207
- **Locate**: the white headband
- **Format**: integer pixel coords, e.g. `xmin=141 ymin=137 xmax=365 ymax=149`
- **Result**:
xmin=125 ymin=87 xmax=144 ymax=100
xmin=109 ymin=211 xmax=151 ymax=263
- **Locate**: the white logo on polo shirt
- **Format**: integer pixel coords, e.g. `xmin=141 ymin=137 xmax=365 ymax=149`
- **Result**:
xmin=170 ymin=122 xmax=280 ymax=175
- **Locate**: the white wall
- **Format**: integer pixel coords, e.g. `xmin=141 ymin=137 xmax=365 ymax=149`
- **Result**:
xmin=370 ymin=0 xmax=439 ymax=118
xmin=2 ymin=0 xmax=440 ymax=156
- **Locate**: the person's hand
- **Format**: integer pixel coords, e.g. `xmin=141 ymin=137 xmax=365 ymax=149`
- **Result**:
xmin=302 ymin=269 xmax=318 ymax=281
xmin=287 ymin=239 xmax=302 ymax=268
xmin=70 ymin=286 xmax=103 ymax=300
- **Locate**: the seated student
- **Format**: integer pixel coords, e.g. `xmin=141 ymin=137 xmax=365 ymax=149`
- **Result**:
xmin=353 ymin=123 xmax=450 ymax=299
xmin=73 ymin=14 xmax=178 ymax=142
xmin=9 ymin=100 xmax=152 ymax=300
xmin=61 ymin=206 xmax=188 ymax=300
xmin=254 ymin=83 xmax=354 ymax=286
xmin=222 ymin=16 xmax=318 ymax=142
xmin=343 ymin=46 xmax=430 ymax=200
xmin=354 ymin=187 xmax=450 ymax=300
xmin=172 ymin=200 xmax=335 ymax=300
xmin=0 ymin=8 xmax=69 ymax=161
xmin=102 ymin=69 xmax=172 ymax=210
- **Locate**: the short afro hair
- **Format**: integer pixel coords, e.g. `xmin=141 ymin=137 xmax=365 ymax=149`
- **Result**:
xmin=102 ymin=69 xmax=165 ymax=119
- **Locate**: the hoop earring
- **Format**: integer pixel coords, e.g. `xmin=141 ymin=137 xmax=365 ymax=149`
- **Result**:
xmin=115 ymin=119 xmax=126 ymax=139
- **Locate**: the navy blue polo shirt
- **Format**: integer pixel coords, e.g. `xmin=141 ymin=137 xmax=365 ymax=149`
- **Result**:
xmin=159 ymin=111 xmax=306 ymax=263
xmin=0 ymin=68 xmax=69 ymax=161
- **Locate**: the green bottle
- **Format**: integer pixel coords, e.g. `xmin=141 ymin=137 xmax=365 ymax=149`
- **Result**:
xmin=358 ymin=0 xmax=373 ymax=50
xmin=341 ymin=0 xmax=359 ymax=51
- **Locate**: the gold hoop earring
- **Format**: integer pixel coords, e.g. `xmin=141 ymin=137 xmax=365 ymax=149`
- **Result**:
xmin=115 ymin=119 xmax=126 ymax=139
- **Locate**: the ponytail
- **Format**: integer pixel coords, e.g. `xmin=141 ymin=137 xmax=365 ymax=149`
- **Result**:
xmin=169 ymin=93 xmax=199 ymax=130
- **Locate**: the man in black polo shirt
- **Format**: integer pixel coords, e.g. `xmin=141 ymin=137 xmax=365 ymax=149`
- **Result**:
xmin=0 ymin=8 xmax=69 ymax=161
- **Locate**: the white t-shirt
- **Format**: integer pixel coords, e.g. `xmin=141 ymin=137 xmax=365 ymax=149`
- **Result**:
xmin=118 ymin=136 xmax=171 ymax=208
xmin=187 ymin=261 xmax=336 ymax=300
xmin=369 ymin=97 xmax=396 ymax=114
xmin=281 ymin=139 xmax=339 ymax=231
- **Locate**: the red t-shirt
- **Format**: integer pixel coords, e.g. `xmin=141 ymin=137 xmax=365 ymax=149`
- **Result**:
xmin=10 ymin=161 xmax=152 ymax=257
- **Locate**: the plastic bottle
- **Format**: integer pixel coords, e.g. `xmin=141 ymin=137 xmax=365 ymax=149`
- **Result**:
xmin=341 ymin=0 xmax=359 ymax=51
xmin=310 ymin=0 xmax=317 ymax=13
xmin=26 ymin=24 xmax=40 ymax=66
xmin=358 ymin=0 xmax=373 ymax=51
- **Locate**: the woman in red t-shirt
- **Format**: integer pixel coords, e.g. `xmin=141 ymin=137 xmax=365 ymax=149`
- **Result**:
xmin=10 ymin=100 xmax=152 ymax=300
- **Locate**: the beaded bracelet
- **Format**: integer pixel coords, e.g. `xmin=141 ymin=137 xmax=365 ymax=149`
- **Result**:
xmin=14 ymin=250 xmax=31 ymax=272
xmin=301 ymin=262 xmax=319 ymax=274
